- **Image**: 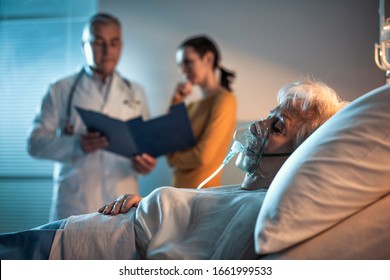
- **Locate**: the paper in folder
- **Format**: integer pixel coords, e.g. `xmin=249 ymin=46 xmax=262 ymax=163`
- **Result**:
xmin=76 ymin=103 xmax=196 ymax=158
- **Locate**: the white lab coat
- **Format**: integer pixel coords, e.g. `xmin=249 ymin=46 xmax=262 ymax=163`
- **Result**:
xmin=27 ymin=67 xmax=149 ymax=221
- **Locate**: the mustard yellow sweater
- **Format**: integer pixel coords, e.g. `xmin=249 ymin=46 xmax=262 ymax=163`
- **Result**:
xmin=167 ymin=89 xmax=237 ymax=188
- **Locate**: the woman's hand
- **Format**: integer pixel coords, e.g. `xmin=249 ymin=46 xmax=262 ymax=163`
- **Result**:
xmin=171 ymin=82 xmax=192 ymax=105
xmin=98 ymin=194 xmax=143 ymax=215
xmin=132 ymin=153 xmax=157 ymax=174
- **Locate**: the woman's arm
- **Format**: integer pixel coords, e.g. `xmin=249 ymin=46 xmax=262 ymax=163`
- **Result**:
xmin=168 ymin=92 xmax=237 ymax=169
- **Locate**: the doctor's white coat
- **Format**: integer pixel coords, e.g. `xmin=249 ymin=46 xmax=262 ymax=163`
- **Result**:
xmin=27 ymin=67 xmax=149 ymax=221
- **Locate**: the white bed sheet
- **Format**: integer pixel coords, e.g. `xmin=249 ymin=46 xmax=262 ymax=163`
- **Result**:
xmin=49 ymin=185 xmax=267 ymax=260
xmin=49 ymin=209 xmax=140 ymax=260
xmin=135 ymin=186 xmax=267 ymax=259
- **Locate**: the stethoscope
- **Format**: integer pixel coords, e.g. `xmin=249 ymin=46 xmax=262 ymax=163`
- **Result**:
xmin=62 ymin=68 xmax=142 ymax=135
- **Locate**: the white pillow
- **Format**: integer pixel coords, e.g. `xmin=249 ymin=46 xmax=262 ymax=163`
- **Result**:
xmin=254 ymin=84 xmax=390 ymax=255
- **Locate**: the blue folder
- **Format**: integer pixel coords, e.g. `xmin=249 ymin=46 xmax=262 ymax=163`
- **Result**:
xmin=76 ymin=103 xmax=196 ymax=158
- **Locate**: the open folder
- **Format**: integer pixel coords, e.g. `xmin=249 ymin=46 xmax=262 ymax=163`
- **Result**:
xmin=76 ymin=103 xmax=196 ymax=158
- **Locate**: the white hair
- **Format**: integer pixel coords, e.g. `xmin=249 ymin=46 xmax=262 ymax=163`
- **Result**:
xmin=277 ymin=79 xmax=347 ymax=148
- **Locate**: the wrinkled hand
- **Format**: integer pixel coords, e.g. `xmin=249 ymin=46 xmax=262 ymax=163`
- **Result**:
xmin=171 ymin=82 xmax=192 ymax=105
xmin=132 ymin=153 xmax=156 ymax=174
xmin=80 ymin=131 xmax=108 ymax=153
xmin=98 ymin=194 xmax=143 ymax=215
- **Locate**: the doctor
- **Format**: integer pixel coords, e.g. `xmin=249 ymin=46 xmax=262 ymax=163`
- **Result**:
xmin=27 ymin=13 xmax=156 ymax=221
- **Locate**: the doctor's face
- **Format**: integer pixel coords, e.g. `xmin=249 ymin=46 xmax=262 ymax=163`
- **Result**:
xmin=83 ymin=22 xmax=122 ymax=77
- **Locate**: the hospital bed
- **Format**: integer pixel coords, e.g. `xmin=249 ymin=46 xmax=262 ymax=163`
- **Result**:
xmin=1 ymin=83 xmax=390 ymax=260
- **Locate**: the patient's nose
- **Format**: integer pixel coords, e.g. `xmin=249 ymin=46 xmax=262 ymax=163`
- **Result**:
xmin=250 ymin=120 xmax=268 ymax=138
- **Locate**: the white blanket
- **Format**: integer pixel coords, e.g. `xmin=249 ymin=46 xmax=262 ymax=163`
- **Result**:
xmin=49 ymin=186 xmax=267 ymax=260
xmin=49 ymin=209 xmax=140 ymax=260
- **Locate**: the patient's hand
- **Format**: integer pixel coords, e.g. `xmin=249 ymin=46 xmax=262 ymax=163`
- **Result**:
xmin=98 ymin=194 xmax=143 ymax=215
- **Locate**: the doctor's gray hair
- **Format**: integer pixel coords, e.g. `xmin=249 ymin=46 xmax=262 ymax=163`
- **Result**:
xmin=82 ymin=13 xmax=122 ymax=43
xmin=277 ymin=79 xmax=347 ymax=149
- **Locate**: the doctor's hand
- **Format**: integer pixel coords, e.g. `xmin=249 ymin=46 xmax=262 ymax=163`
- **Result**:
xmin=98 ymin=194 xmax=143 ymax=215
xmin=171 ymin=81 xmax=192 ymax=105
xmin=132 ymin=153 xmax=156 ymax=174
xmin=80 ymin=131 xmax=109 ymax=153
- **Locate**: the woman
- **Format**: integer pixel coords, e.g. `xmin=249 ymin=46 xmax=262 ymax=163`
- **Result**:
xmin=168 ymin=35 xmax=237 ymax=188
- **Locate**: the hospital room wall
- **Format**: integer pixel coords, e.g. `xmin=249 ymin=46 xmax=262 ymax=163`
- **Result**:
xmin=99 ymin=0 xmax=385 ymax=195
xmin=0 ymin=0 xmax=384 ymax=233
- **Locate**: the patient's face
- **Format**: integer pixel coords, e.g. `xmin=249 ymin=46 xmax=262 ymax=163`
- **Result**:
xmin=262 ymin=105 xmax=298 ymax=154
xmin=240 ymin=104 xmax=301 ymax=189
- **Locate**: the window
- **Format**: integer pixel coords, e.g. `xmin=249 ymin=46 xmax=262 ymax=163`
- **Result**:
xmin=0 ymin=0 xmax=97 ymax=232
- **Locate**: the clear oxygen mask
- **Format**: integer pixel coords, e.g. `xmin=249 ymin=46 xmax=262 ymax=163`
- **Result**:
xmin=196 ymin=121 xmax=268 ymax=189
xmin=235 ymin=121 xmax=269 ymax=174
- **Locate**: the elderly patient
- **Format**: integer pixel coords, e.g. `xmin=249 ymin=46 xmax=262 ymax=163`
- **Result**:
xmin=100 ymin=79 xmax=344 ymax=214
xmin=0 ymin=79 xmax=345 ymax=260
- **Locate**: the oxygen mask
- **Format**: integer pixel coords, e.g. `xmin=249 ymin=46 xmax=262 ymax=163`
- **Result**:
xmin=234 ymin=121 xmax=269 ymax=174
xmin=196 ymin=121 xmax=269 ymax=189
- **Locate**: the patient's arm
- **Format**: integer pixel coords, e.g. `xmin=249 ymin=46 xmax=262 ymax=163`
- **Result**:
xmin=98 ymin=194 xmax=142 ymax=215
xmin=99 ymin=184 xmax=244 ymax=216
